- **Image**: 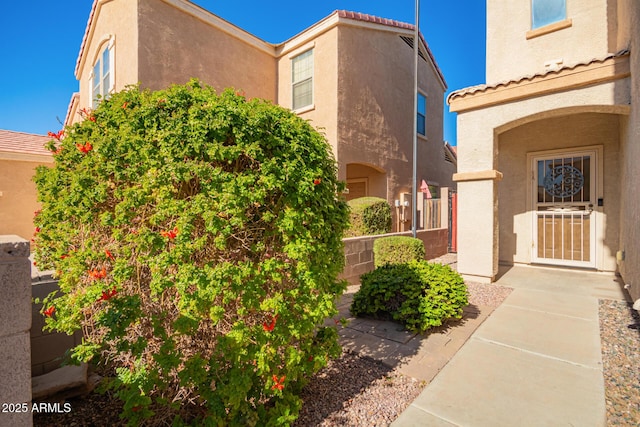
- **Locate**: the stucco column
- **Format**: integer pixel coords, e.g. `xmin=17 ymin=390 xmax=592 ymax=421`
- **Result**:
xmin=453 ymin=111 xmax=502 ymax=283
xmin=0 ymin=235 xmax=33 ymax=426
xmin=454 ymin=176 xmax=501 ymax=282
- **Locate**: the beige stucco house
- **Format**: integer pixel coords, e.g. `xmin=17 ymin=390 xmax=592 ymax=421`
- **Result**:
xmin=66 ymin=0 xmax=455 ymax=232
xmin=449 ymin=0 xmax=640 ymax=302
xmin=0 ymin=130 xmax=53 ymax=240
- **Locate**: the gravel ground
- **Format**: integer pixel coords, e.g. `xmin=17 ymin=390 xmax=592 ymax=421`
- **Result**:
xmin=599 ymin=299 xmax=640 ymax=426
xmin=293 ymin=351 xmax=424 ymax=427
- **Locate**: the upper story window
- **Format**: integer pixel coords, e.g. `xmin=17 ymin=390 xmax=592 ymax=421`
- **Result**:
xmin=292 ymin=49 xmax=313 ymax=111
xmin=532 ymin=0 xmax=566 ymax=29
xmin=417 ymin=93 xmax=426 ymax=136
xmin=91 ymin=41 xmax=114 ymax=108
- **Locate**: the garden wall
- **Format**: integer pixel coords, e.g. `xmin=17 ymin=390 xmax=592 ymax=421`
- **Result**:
xmin=340 ymin=228 xmax=449 ymax=285
xmin=0 ymin=235 xmax=33 ymax=426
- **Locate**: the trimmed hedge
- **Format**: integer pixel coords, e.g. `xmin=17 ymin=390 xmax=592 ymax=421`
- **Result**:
xmin=345 ymin=197 xmax=392 ymax=237
xmin=373 ymin=236 xmax=425 ymax=267
xmin=351 ymin=261 xmax=468 ymax=332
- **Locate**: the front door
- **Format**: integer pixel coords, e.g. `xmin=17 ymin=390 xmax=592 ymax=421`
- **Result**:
xmin=532 ymin=150 xmax=596 ymax=268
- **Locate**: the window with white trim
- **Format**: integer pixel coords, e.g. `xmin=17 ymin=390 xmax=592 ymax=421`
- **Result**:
xmin=292 ymin=49 xmax=313 ymax=110
xmin=417 ymin=93 xmax=426 ymax=136
xmin=531 ymin=0 xmax=566 ymax=29
xmin=91 ymin=41 xmax=114 ymax=108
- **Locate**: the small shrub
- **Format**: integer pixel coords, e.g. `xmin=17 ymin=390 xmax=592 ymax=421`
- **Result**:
xmin=345 ymin=197 xmax=391 ymax=237
xmin=33 ymin=80 xmax=349 ymax=426
xmin=351 ymin=261 xmax=468 ymax=332
xmin=373 ymin=236 xmax=425 ymax=267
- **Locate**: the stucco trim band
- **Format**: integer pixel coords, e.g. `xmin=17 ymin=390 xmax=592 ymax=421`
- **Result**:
xmin=449 ymin=53 xmax=630 ymax=113
xmin=0 ymin=152 xmax=53 ymax=163
xmin=452 ymin=170 xmax=503 ymax=182
xmin=525 ymin=19 xmax=573 ymax=40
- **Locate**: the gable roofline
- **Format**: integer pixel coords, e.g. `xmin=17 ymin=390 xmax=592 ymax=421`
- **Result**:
xmin=276 ymin=10 xmax=446 ymax=90
xmin=75 ymin=0 xmax=275 ymax=78
xmin=75 ymin=3 xmax=446 ymax=90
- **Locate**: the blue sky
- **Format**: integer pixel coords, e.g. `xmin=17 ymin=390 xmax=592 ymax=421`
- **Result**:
xmin=0 ymin=1 xmax=485 ymax=145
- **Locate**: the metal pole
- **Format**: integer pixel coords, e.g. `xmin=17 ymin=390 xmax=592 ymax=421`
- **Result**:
xmin=411 ymin=0 xmax=419 ymax=238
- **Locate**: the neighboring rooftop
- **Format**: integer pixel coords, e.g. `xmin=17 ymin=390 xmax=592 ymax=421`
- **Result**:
xmin=0 ymin=130 xmax=52 ymax=157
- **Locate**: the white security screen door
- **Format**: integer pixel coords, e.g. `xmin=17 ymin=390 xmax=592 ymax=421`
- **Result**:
xmin=532 ymin=151 xmax=596 ymax=267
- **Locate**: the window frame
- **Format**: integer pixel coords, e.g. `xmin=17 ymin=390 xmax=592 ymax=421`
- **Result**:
xmin=417 ymin=92 xmax=427 ymax=136
xmin=531 ymin=0 xmax=567 ymax=30
xmin=90 ymin=37 xmax=115 ymax=109
xmin=291 ymin=49 xmax=314 ymax=111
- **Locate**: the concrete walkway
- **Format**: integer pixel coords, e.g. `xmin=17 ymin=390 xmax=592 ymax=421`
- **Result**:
xmin=392 ymin=265 xmax=628 ymax=427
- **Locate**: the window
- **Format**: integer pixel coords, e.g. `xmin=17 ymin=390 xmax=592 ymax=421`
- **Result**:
xmin=292 ymin=49 xmax=313 ymax=110
xmin=91 ymin=42 xmax=114 ymax=108
xmin=532 ymin=0 xmax=566 ymax=29
xmin=417 ymin=93 xmax=426 ymax=136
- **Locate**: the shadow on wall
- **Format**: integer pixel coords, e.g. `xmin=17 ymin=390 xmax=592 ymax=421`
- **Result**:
xmin=497 ymin=111 xmax=622 ymax=273
xmin=31 ymin=267 xmax=82 ymax=377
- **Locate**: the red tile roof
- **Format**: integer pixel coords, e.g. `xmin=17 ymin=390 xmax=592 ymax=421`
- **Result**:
xmin=337 ymin=10 xmax=413 ymax=31
xmin=0 ymin=130 xmax=52 ymax=157
xmin=448 ymin=49 xmax=630 ymax=103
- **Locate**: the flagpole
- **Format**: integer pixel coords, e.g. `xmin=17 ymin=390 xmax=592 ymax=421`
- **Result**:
xmin=411 ymin=0 xmax=419 ymax=239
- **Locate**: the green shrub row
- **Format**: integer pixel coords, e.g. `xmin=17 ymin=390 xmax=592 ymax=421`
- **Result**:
xmin=373 ymin=236 xmax=425 ymax=267
xmin=350 ymin=261 xmax=468 ymax=333
xmin=344 ymin=197 xmax=391 ymax=237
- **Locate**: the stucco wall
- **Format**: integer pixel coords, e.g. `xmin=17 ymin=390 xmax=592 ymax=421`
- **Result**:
xmin=335 ymin=25 xmax=454 ymax=221
xmin=617 ymin=0 xmax=640 ymax=301
xmin=486 ymin=0 xmax=611 ymax=83
xmin=0 ymin=159 xmax=50 ymax=240
xmin=276 ymin=27 xmax=339 ymax=158
xmin=455 ymin=80 xmax=630 ymax=281
xmin=0 ymin=236 xmax=32 ymax=426
xmin=137 ymin=0 xmax=276 ymax=100
xmin=76 ymin=0 xmax=139 ymax=115
xmin=498 ymin=113 xmax=621 ymax=271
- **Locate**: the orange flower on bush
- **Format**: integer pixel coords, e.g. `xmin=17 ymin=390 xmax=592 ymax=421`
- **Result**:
xmin=271 ymin=375 xmax=286 ymax=391
xmin=88 ymin=267 xmax=107 ymax=280
xmin=43 ymin=306 xmax=55 ymax=317
xmin=313 ymin=178 xmax=321 ymax=185
xmin=105 ymin=249 xmax=115 ymax=261
xmin=262 ymin=314 xmax=278 ymax=332
xmin=47 ymin=130 xmax=64 ymax=140
xmin=76 ymin=142 xmax=93 ymax=154
xmin=160 ymin=227 xmax=178 ymax=240
xmin=99 ymin=287 xmax=118 ymax=302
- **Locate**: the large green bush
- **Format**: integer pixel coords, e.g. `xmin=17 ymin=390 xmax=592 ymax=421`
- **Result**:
xmin=345 ymin=196 xmax=391 ymax=237
xmin=351 ymin=261 xmax=468 ymax=332
xmin=33 ymin=80 xmax=350 ymax=426
xmin=373 ymin=236 xmax=425 ymax=267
